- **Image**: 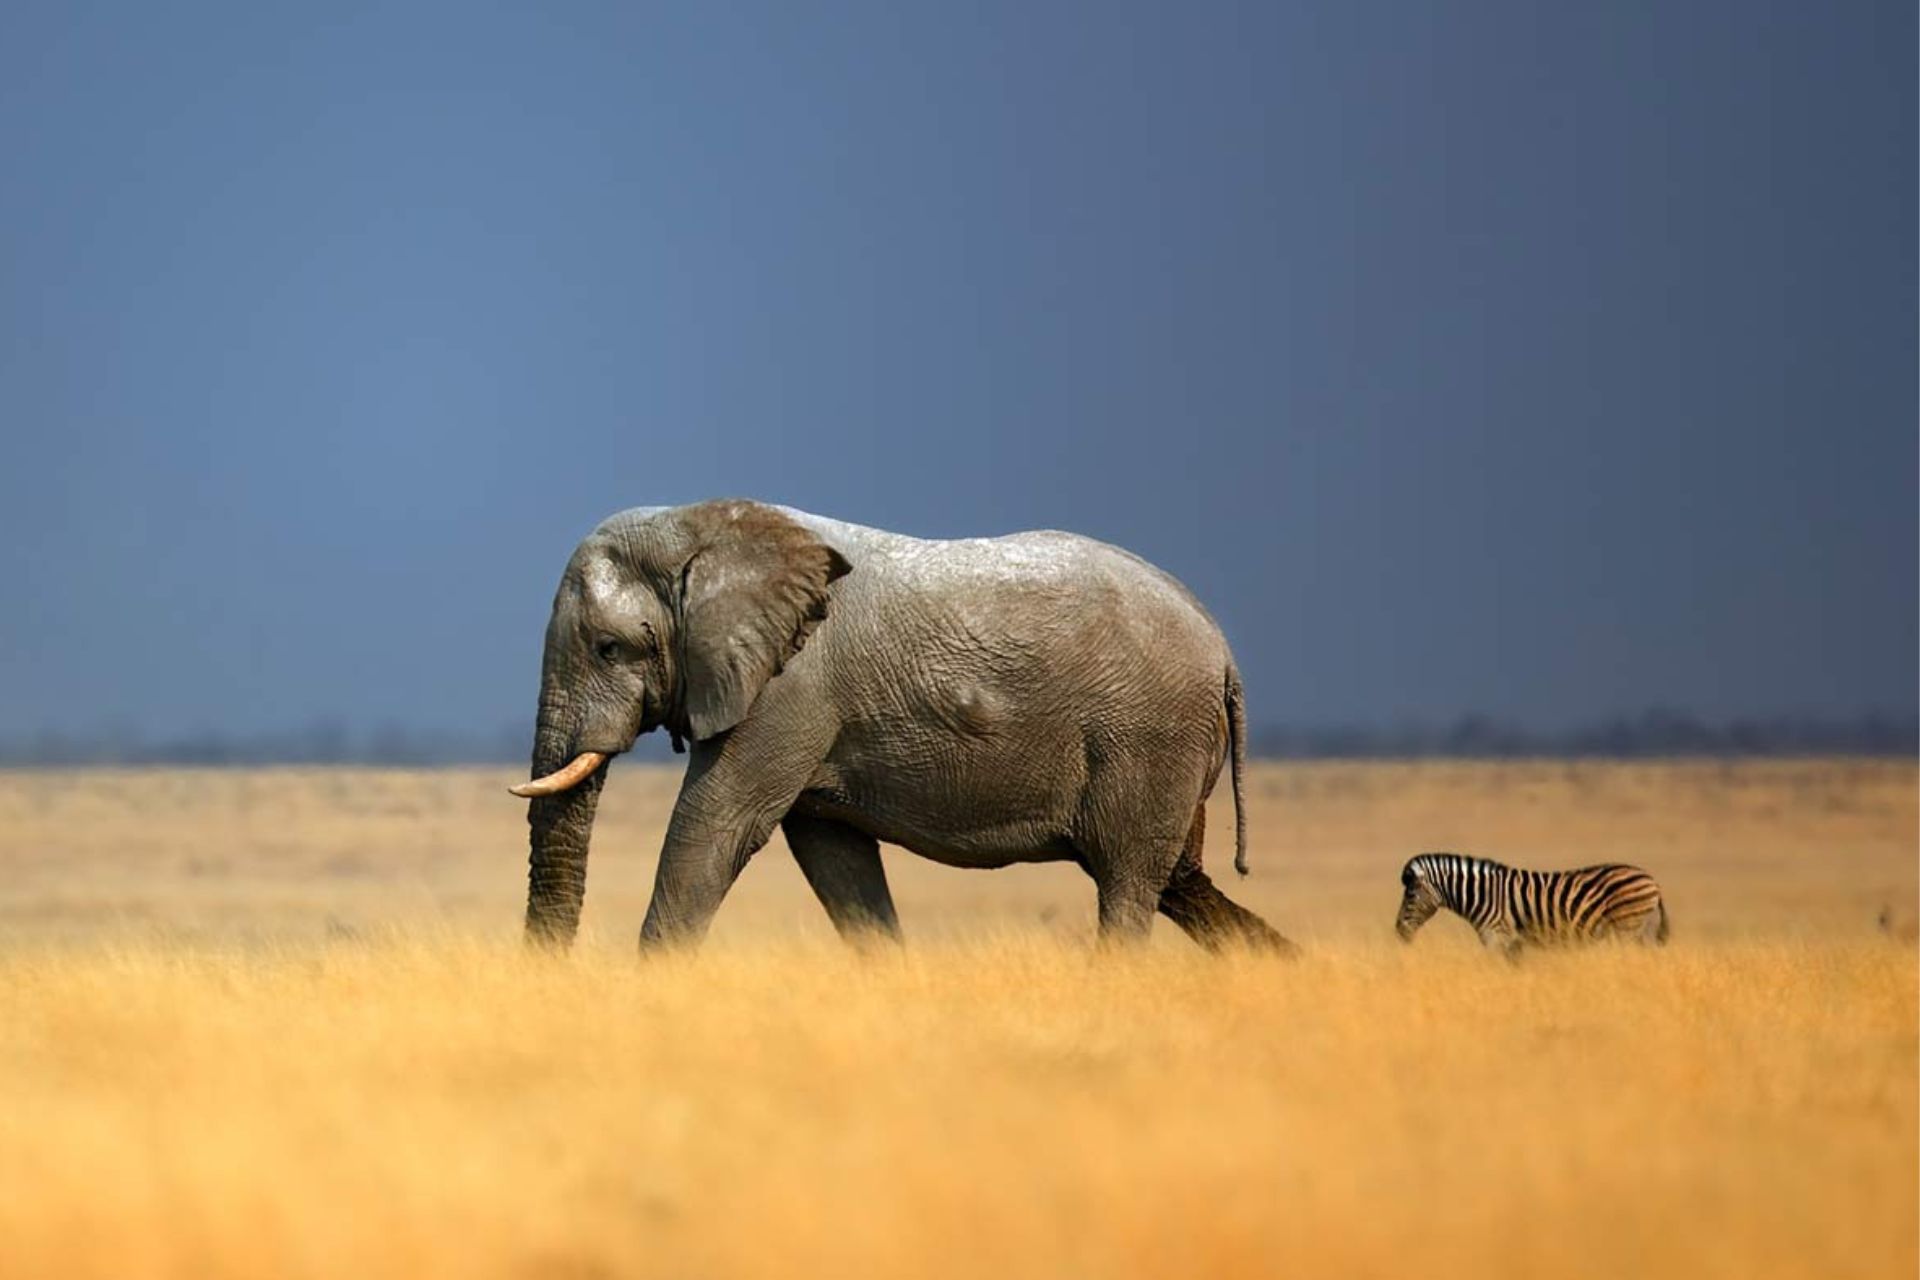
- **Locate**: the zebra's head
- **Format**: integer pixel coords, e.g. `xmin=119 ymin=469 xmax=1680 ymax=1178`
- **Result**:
xmin=1395 ymin=855 xmax=1445 ymax=941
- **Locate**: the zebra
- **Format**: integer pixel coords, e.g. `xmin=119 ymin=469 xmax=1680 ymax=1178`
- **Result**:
xmin=1395 ymin=852 xmax=1669 ymax=958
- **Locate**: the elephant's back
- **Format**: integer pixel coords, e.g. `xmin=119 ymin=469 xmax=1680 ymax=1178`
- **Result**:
xmin=980 ymin=530 xmax=1229 ymax=659
xmin=779 ymin=509 xmax=1232 ymax=674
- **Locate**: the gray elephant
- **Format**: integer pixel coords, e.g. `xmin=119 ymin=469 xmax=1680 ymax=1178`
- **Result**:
xmin=513 ymin=499 xmax=1291 ymax=953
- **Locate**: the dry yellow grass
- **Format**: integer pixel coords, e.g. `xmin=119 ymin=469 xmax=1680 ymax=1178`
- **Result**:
xmin=0 ymin=761 xmax=1912 ymax=1278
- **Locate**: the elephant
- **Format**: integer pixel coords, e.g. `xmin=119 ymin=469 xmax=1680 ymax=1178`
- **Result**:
xmin=513 ymin=498 xmax=1291 ymax=953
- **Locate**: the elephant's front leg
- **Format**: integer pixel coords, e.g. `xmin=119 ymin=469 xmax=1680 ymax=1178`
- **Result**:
xmin=640 ymin=705 xmax=836 ymax=949
xmin=783 ymin=813 xmax=901 ymax=944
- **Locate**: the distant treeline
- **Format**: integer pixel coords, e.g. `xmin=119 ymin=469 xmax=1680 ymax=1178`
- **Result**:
xmin=0 ymin=709 xmax=1913 ymax=766
xmin=1251 ymin=709 xmax=1918 ymax=759
xmin=0 ymin=722 xmax=538 ymax=768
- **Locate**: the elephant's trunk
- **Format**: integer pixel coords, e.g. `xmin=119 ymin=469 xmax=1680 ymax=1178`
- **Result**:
xmin=523 ymin=673 xmax=607 ymax=949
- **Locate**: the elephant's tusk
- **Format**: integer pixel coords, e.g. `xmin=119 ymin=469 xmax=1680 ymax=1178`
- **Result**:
xmin=508 ymin=752 xmax=608 ymax=798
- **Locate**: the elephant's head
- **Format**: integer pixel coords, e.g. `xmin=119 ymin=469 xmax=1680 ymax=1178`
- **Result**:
xmin=1394 ymin=855 xmax=1443 ymax=942
xmin=516 ymin=499 xmax=851 ymax=947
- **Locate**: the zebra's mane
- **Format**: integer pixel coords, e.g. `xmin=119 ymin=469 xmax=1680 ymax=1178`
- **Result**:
xmin=1412 ymin=851 xmax=1512 ymax=876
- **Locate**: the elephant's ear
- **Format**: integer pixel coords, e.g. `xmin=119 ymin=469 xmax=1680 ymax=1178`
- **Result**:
xmin=677 ymin=500 xmax=852 ymax=741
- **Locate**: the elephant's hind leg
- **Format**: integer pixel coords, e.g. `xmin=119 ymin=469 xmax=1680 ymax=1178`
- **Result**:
xmin=1157 ymin=805 xmax=1295 ymax=954
xmin=1078 ymin=766 xmax=1215 ymax=947
xmin=1094 ymin=873 xmax=1165 ymax=944
xmin=1078 ymin=816 xmax=1186 ymax=945
xmin=783 ymin=813 xmax=902 ymax=944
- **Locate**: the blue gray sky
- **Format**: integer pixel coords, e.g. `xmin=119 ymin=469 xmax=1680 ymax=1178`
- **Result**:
xmin=0 ymin=2 xmax=1912 ymax=744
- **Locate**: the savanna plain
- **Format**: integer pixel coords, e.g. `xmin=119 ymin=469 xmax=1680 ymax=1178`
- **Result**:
xmin=0 ymin=760 xmax=1912 ymax=1279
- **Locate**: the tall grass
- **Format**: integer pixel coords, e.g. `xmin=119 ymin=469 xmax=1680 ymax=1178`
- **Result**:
xmin=0 ymin=934 xmax=1910 ymax=1279
xmin=0 ymin=761 xmax=1912 ymax=1277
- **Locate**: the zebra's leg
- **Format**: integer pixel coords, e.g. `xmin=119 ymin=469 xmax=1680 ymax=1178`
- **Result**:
xmin=1479 ymin=927 xmax=1524 ymax=963
xmin=1637 ymin=899 xmax=1670 ymax=946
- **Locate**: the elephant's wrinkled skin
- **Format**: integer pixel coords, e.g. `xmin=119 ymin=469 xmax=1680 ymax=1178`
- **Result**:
xmin=520 ymin=499 xmax=1291 ymax=953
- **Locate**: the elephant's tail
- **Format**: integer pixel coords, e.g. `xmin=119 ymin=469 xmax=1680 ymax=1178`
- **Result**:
xmin=1226 ymin=669 xmax=1250 ymax=877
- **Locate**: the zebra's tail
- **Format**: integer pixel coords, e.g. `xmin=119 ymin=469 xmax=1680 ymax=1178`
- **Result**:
xmin=1226 ymin=669 xmax=1250 ymax=877
xmin=1655 ymin=898 xmax=1671 ymax=944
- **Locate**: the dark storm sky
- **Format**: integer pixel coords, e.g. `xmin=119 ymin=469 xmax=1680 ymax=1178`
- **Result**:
xmin=0 ymin=3 xmax=1912 ymax=740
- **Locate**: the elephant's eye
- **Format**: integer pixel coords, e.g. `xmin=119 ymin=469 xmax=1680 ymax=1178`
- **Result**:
xmin=595 ymin=636 xmax=624 ymax=663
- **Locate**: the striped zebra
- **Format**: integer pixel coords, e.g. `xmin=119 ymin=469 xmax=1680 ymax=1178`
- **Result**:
xmin=1395 ymin=852 xmax=1669 ymax=957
